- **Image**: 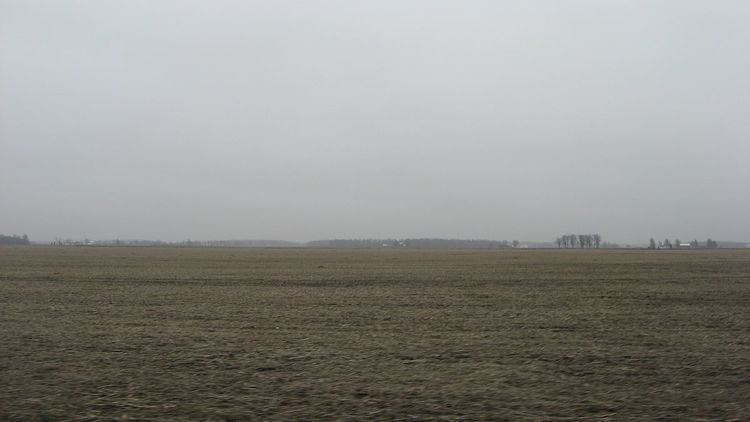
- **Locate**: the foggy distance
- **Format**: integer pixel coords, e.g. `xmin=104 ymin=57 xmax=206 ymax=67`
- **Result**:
xmin=2 ymin=0 xmax=748 ymax=244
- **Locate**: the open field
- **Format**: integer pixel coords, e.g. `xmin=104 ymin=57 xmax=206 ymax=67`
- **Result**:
xmin=1 ymin=247 xmax=749 ymax=420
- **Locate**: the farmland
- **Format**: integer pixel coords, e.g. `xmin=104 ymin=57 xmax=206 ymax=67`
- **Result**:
xmin=1 ymin=247 xmax=749 ymax=420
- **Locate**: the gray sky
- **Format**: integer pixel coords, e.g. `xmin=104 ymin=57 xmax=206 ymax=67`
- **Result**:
xmin=2 ymin=0 xmax=749 ymax=243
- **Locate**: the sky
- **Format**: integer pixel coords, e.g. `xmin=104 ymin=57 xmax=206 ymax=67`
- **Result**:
xmin=1 ymin=0 xmax=749 ymax=244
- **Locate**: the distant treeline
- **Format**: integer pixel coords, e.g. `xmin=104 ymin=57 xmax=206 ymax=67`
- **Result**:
xmin=55 ymin=239 xmax=300 ymax=247
xmin=0 ymin=234 xmax=30 ymax=245
xmin=306 ymin=238 xmax=512 ymax=249
xmin=52 ymin=238 xmax=514 ymax=249
xmin=648 ymin=238 xmax=720 ymax=249
xmin=177 ymin=239 xmax=300 ymax=248
xmin=41 ymin=237 xmax=749 ymax=249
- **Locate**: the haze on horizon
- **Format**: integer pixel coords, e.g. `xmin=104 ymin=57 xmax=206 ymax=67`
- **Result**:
xmin=1 ymin=1 xmax=748 ymax=244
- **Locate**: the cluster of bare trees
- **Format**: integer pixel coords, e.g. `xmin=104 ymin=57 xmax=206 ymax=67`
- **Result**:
xmin=555 ymin=233 xmax=601 ymax=248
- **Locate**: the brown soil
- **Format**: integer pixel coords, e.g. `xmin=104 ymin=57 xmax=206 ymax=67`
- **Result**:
xmin=1 ymin=247 xmax=748 ymax=420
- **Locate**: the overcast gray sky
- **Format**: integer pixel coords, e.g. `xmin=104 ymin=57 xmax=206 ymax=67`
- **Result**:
xmin=1 ymin=0 xmax=748 ymax=243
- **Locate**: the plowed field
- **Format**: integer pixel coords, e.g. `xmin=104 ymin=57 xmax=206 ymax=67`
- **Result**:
xmin=1 ymin=247 xmax=748 ymax=420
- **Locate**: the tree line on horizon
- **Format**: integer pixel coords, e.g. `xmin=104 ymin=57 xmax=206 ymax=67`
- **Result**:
xmin=25 ymin=235 xmax=739 ymax=249
xmin=0 ymin=234 xmax=30 ymax=245
xmin=45 ymin=238 xmax=517 ymax=249
xmin=306 ymin=238 xmax=514 ymax=249
xmin=555 ymin=234 xmax=601 ymax=248
xmin=648 ymin=238 xmax=718 ymax=249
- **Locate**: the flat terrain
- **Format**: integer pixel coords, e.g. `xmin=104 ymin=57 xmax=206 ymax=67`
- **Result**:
xmin=1 ymin=247 xmax=749 ymax=420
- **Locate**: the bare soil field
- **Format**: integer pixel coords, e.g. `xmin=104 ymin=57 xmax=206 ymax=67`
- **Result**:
xmin=1 ymin=247 xmax=749 ymax=420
